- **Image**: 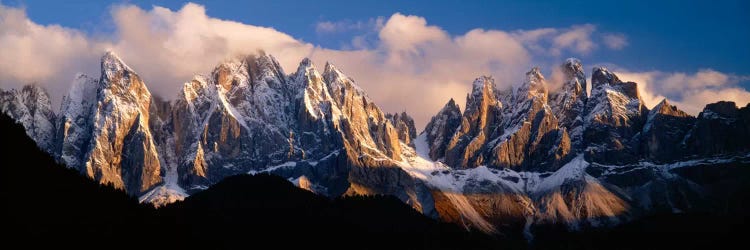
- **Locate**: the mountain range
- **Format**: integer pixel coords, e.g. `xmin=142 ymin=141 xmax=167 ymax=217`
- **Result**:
xmin=2 ymin=51 xmax=749 ymax=238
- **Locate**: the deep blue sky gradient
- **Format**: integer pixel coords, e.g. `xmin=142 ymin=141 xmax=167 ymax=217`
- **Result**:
xmin=4 ymin=0 xmax=749 ymax=82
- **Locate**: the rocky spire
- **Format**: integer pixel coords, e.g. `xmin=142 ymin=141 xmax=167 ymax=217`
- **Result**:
xmin=550 ymin=58 xmax=587 ymax=151
xmin=386 ymin=112 xmax=417 ymax=146
xmin=583 ymin=67 xmax=648 ymax=164
xmin=82 ymin=51 xmax=162 ymax=195
xmin=444 ymin=76 xmax=503 ymax=168
xmin=515 ymin=67 xmax=548 ymax=104
xmin=642 ymin=98 xmax=695 ymax=162
xmin=488 ymin=67 xmax=571 ymax=171
xmin=294 ymin=57 xmax=333 ymax=121
xmin=56 ymin=74 xmax=98 ymax=169
xmin=423 ymin=98 xmax=462 ymax=160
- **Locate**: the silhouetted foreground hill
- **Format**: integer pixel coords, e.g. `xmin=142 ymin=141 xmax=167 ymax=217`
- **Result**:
xmin=0 ymin=114 xmax=508 ymax=249
xmin=1 ymin=113 xmax=748 ymax=250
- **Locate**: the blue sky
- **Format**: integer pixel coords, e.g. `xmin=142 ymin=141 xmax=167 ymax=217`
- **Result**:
xmin=1 ymin=0 xmax=749 ymax=126
xmin=6 ymin=0 xmax=748 ymax=76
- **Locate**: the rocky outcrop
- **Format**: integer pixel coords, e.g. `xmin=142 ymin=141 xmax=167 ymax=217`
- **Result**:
xmin=323 ymin=62 xmax=403 ymax=163
xmin=56 ymin=74 xmax=98 ymax=169
xmin=422 ymin=99 xmax=462 ymax=160
xmin=387 ymin=112 xmax=417 ymax=146
xmin=444 ymin=76 xmax=504 ymax=168
xmin=582 ymin=67 xmax=648 ymax=164
xmin=641 ymin=99 xmax=695 ymax=162
xmin=549 ymin=58 xmax=587 ymax=150
xmin=489 ymin=67 xmax=571 ymax=171
xmin=82 ymin=52 xmax=162 ymax=194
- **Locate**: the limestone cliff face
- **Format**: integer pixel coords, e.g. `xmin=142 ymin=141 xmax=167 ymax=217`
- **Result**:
xmin=323 ymin=62 xmax=402 ymax=163
xmin=56 ymin=74 xmax=98 ymax=170
xmin=386 ymin=112 xmax=417 ymax=146
xmin=641 ymin=99 xmax=695 ymax=162
xmin=582 ymin=67 xmax=648 ymax=164
xmin=444 ymin=76 xmax=504 ymax=168
xmin=549 ymin=58 xmax=587 ymax=150
xmin=423 ymin=99 xmax=462 ymax=160
xmin=489 ymin=67 xmax=571 ymax=171
xmin=164 ymin=54 xmax=424 ymax=212
xmin=80 ymin=52 xmax=162 ymax=194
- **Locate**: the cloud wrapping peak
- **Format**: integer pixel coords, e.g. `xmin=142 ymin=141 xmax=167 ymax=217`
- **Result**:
xmin=1 ymin=3 xmax=746 ymax=128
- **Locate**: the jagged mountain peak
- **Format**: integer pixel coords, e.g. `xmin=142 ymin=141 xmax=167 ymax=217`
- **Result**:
xmin=101 ymin=50 xmax=134 ymax=77
xmin=466 ymin=76 xmax=498 ymax=110
xmin=248 ymin=52 xmax=287 ymax=82
xmin=323 ymin=61 xmax=369 ymax=105
xmin=294 ymin=58 xmax=319 ymax=78
xmin=387 ymin=111 xmax=418 ymax=146
xmin=444 ymin=98 xmax=460 ymax=112
xmin=471 ymin=75 xmax=496 ymax=93
xmin=423 ymin=98 xmax=463 ymax=160
xmin=549 ymin=58 xmax=587 ymax=146
xmin=591 ymin=66 xmax=622 ymax=87
xmin=564 ymin=58 xmax=583 ymax=73
xmin=561 ymin=58 xmax=586 ymax=93
xmin=323 ymin=61 xmax=357 ymax=89
xmin=19 ymin=84 xmax=47 ymax=96
xmin=651 ymin=98 xmax=690 ymax=118
xmin=299 ymin=57 xmax=313 ymax=67
xmin=518 ymin=67 xmax=548 ymax=102
xmin=527 ymin=66 xmax=544 ymax=79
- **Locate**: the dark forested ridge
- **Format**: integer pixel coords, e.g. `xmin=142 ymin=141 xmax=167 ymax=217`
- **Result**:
xmin=1 ymin=113 xmax=748 ymax=250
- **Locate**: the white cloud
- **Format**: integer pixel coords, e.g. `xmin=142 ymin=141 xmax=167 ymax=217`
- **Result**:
xmin=2 ymin=3 xmax=745 ymax=128
xmin=552 ymin=24 xmax=597 ymax=55
xmin=602 ymin=33 xmax=628 ymax=50
xmin=0 ymin=5 xmax=104 ymax=104
xmin=615 ymin=69 xmax=750 ymax=115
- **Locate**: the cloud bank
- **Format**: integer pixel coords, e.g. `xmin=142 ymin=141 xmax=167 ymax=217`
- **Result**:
xmin=1 ymin=3 xmax=747 ymax=128
xmin=615 ymin=69 xmax=750 ymax=115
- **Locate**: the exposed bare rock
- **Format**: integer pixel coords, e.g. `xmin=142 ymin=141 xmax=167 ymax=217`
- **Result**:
xmin=489 ymin=67 xmax=571 ymax=171
xmin=423 ymin=99 xmax=462 ymax=160
xmin=583 ymin=67 xmax=648 ymax=164
xmin=641 ymin=99 xmax=695 ymax=162
xmin=324 ymin=62 xmax=402 ymax=161
xmin=387 ymin=112 xmax=417 ymax=146
xmin=81 ymin=51 xmax=162 ymax=194
xmin=56 ymin=74 xmax=98 ymax=169
xmin=444 ymin=76 xmax=504 ymax=168
xmin=549 ymin=58 xmax=587 ymax=150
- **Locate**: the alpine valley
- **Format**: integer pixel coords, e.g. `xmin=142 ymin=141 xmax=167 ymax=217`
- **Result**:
xmin=2 ymin=51 xmax=749 ymax=246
